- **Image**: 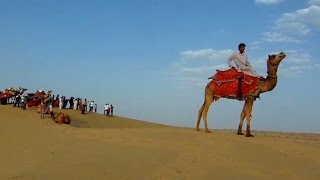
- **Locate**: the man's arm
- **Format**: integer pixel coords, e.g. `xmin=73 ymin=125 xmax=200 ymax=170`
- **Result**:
xmin=245 ymin=53 xmax=251 ymax=66
xmin=228 ymin=53 xmax=237 ymax=68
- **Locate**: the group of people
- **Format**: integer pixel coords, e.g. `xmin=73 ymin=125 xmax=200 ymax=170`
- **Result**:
xmin=13 ymin=94 xmax=28 ymax=110
xmin=55 ymin=95 xmax=97 ymax=114
xmin=40 ymin=99 xmax=54 ymax=120
xmin=103 ymin=103 xmax=114 ymax=117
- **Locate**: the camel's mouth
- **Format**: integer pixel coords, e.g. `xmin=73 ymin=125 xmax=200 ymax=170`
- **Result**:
xmin=278 ymin=52 xmax=286 ymax=59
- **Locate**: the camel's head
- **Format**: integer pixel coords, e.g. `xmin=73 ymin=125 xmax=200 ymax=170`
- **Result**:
xmin=19 ymin=87 xmax=28 ymax=94
xmin=267 ymin=52 xmax=286 ymax=76
xmin=268 ymin=52 xmax=286 ymax=65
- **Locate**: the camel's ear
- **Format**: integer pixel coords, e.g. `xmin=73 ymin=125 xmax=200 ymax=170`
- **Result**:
xmin=268 ymin=54 xmax=271 ymax=59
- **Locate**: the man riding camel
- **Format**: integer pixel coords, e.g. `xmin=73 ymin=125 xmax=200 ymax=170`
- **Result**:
xmin=228 ymin=43 xmax=261 ymax=77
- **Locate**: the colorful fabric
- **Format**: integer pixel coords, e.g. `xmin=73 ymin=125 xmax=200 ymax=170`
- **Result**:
xmin=0 ymin=92 xmax=14 ymax=99
xmin=209 ymin=68 xmax=260 ymax=100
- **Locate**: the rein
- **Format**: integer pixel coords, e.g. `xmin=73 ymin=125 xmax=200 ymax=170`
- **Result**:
xmin=267 ymin=74 xmax=277 ymax=78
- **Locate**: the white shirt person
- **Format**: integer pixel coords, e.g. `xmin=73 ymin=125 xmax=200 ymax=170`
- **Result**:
xmin=228 ymin=43 xmax=260 ymax=77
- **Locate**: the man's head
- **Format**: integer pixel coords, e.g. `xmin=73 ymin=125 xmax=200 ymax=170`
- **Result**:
xmin=238 ymin=43 xmax=246 ymax=54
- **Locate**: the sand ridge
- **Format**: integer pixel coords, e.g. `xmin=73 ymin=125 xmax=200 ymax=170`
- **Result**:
xmin=1 ymin=105 xmax=320 ymax=180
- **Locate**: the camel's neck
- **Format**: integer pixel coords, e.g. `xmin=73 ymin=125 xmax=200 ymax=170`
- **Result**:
xmin=260 ymin=75 xmax=277 ymax=93
xmin=260 ymin=61 xmax=279 ymax=93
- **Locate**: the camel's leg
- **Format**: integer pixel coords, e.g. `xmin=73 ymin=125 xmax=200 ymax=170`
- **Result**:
xmin=196 ymin=102 xmax=205 ymax=131
xmin=196 ymin=85 xmax=214 ymax=133
xmin=238 ymin=97 xmax=255 ymax=136
xmin=237 ymin=109 xmax=246 ymax=135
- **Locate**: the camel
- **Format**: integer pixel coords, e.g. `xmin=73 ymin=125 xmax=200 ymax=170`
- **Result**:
xmin=0 ymin=87 xmax=27 ymax=104
xmin=196 ymin=52 xmax=286 ymax=137
xmin=55 ymin=112 xmax=71 ymax=124
xmin=4 ymin=87 xmax=27 ymax=96
xmin=32 ymin=90 xmax=53 ymax=103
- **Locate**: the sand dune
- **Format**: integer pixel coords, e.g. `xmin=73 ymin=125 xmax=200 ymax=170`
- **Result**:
xmin=1 ymin=105 xmax=320 ymax=180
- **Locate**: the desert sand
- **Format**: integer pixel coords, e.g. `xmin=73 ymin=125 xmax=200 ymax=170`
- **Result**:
xmin=1 ymin=105 xmax=320 ymax=180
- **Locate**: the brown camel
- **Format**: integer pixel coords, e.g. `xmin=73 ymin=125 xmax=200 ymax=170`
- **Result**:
xmin=196 ymin=52 xmax=286 ymax=137
xmin=32 ymin=90 xmax=52 ymax=102
xmin=4 ymin=87 xmax=27 ymax=96
xmin=55 ymin=112 xmax=71 ymax=124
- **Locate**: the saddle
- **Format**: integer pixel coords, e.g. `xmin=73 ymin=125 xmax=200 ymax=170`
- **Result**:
xmin=209 ymin=68 xmax=260 ymax=100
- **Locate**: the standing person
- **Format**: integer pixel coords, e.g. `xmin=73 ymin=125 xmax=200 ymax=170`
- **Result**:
xmin=94 ymin=103 xmax=97 ymax=113
xmin=21 ymin=95 xmax=27 ymax=110
xmin=78 ymin=99 xmax=82 ymax=110
xmin=40 ymin=100 xmax=45 ymax=119
xmin=228 ymin=43 xmax=260 ymax=77
xmin=84 ymin=99 xmax=88 ymax=111
xmin=59 ymin=97 xmax=63 ymax=109
xmin=89 ymin=100 xmax=94 ymax=112
xmin=110 ymin=104 xmax=114 ymax=116
xmin=103 ymin=104 xmax=108 ymax=116
xmin=15 ymin=94 xmax=21 ymax=107
xmin=73 ymin=98 xmax=78 ymax=110
xmin=106 ymin=104 xmax=110 ymax=117
xmin=49 ymin=102 xmax=54 ymax=119
xmin=81 ymin=103 xmax=85 ymax=114
xmin=69 ymin=97 xmax=74 ymax=109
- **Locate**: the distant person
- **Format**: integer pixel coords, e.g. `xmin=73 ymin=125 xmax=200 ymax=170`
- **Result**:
xmin=89 ymin=100 xmax=94 ymax=112
xmin=59 ymin=97 xmax=63 ymax=109
xmin=69 ymin=97 xmax=74 ymax=109
xmin=49 ymin=103 xmax=54 ymax=119
xmin=84 ymin=99 xmax=88 ymax=111
xmin=81 ymin=104 xmax=85 ymax=114
xmin=14 ymin=94 xmax=21 ymax=107
xmin=40 ymin=100 xmax=45 ymax=119
xmin=77 ymin=99 xmax=80 ymax=110
xmin=63 ymin=97 xmax=68 ymax=109
xmin=106 ymin=104 xmax=111 ymax=117
xmin=21 ymin=95 xmax=27 ymax=110
xmin=110 ymin=104 xmax=114 ymax=116
xmin=73 ymin=98 xmax=78 ymax=110
xmin=104 ymin=104 xmax=108 ymax=116
xmin=94 ymin=104 xmax=97 ymax=113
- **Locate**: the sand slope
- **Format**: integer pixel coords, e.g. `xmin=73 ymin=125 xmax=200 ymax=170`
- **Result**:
xmin=1 ymin=105 xmax=320 ymax=180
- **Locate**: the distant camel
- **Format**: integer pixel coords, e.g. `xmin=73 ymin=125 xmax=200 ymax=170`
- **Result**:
xmin=4 ymin=87 xmax=27 ymax=96
xmin=33 ymin=90 xmax=52 ymax=103
xmin=196 ymin=52 xmax=286 ymax=137
xmin=55 ymin=112 xmax=71 ymax=124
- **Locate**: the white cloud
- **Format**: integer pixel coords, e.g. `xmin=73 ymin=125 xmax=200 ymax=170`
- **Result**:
xmin=279 ymin=50 xmax=317 ymax=77
xmin=274 ymin=5 xmax=320 ymax=35
xmin=309 ymin=0 xmax=320 ymax=6
xmin=169 ymin=48 xmax=234 ymax=88
xmin=180 ymin=49 xmax=233 ymax=60
xmin=262 ymin=32 xmax=300 ymax=43
xmin=238 ymin=50 xmax=314 ymax=77
xmin=282 ymin=65 xmax=314 ymax=77
xmin=255 ymin=0 xmax=284 ymax=4
xmin=274 ymin=22 xmax=310 ymax=36
xmin=170 ymin=47 xmax=317 ymax=88
xmin=169 ymin=77 xmax=207 ymax=89
xmin=180 ymin=64 xmax=228 ymax=74
xmin=285 ymin=50 xmax=312 ymax=64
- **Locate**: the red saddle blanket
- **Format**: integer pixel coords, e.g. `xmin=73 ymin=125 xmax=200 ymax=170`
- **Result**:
xmin=0 ymin=92 xmax=14 ymax=99
xmin=209 ymin=68 xmax=260 ymax=100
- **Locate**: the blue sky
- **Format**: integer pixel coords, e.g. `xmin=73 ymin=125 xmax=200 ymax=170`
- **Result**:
xmin=1 ymin=0 xmax=319 ymax=133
